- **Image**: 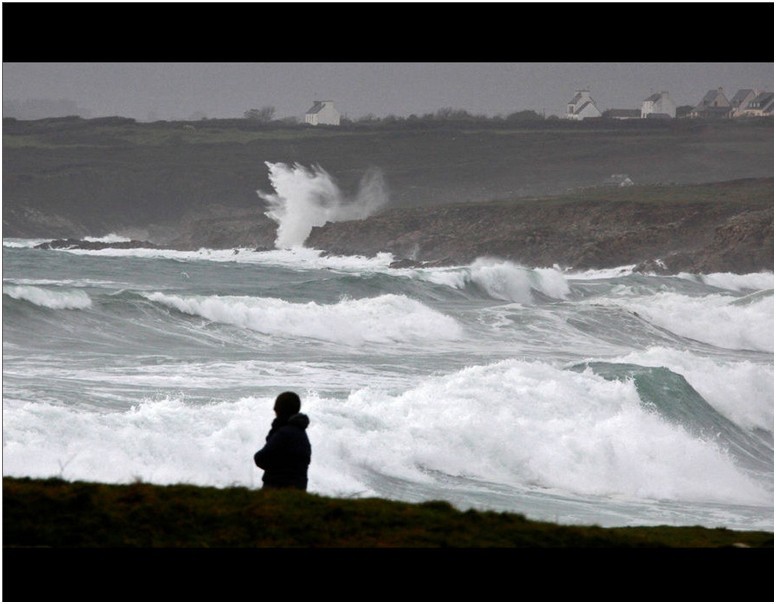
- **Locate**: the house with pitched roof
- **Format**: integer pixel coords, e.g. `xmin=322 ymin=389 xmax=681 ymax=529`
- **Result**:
xmin=641 ymin=91 xmax=676 ymax=119
xmin=690 ymin=87 xmax=732 ymax=119
xmin=566 ymin=90 xmax=601 ymax=120
xmin=730 ymin=89 xmax=759 ymax=117
xmin=741 ymin=91 xmax=774 ymax=117
xmin=304 ymin=100 xmax=341 ymax=126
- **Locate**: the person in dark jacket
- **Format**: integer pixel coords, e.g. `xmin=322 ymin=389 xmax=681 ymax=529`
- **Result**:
xmin=253 ymin=391 xmax=311 ymax=490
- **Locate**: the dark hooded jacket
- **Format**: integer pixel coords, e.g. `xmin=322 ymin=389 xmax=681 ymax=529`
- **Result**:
xmin=253 ymin=413 xmax=311 ymax=490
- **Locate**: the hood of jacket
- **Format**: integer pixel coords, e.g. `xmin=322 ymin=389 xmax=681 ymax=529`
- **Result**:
xmin=287 ymin=412 xmax=310 ymax=430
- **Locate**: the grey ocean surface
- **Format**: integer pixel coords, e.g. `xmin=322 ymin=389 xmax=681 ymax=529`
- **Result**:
xmin=3 ymin=240 xmax=773 ymax=531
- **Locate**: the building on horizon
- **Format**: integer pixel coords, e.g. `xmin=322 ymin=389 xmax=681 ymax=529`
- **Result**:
xmin=730 ymin=89 xmax=760 ymax=117
xmin=641 ymin=91 xmax=676 ymax=119
xmin=304 ymin=100 xmax=341 ymax=126
xmin=690 ymin=87 xmax=732 ymax=119
xmin=740 ymin=91 xmax=774 ymax=117
xmin=566 ymin=90 xmax=601 ymax=120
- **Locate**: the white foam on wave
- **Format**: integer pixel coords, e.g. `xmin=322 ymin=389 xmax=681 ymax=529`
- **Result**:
xmin=678 ymin=271 xmax=774 ymax=292
xmin=144 ymin=292 xmax=463 ymax=345
xmin=613 ymin=291 xmax=773 ymax=352
xmin=311 ymin=359 xmax=770 ymax=504
xmin=2 ymin=238 xmax=49 ymax=248
xmin=3 ymin=358 xmax=418 ymax=406
xmin=1 ymin=395 xmax=270 ymax=488
xmin=3 ymin=285 xmax=92 ymax=310
xmin=4 ymin=359 xmax=768 ymax=507
xmin=418 ymin=258 xmax=570 ymax=303
xmin=243 ymin=247 xmax=395 ymax=272
xmin=609 ymin=347 xmax=774 ymax=432
xmin=1 ymin=392 xmax=374 ymax=495
xmin=83 ymin=233 xmax=133 ymax=243
xmin=42 ymin=244 xmax=396 ymax=273
xmin=564 ymin=265 xmax=638 ymax=280
xmin=4 ymin=277 xmax=124 ymax=288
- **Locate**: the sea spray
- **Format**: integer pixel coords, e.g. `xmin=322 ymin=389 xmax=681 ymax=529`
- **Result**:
xmin=258 ymin=162 xmax=388 ymax=248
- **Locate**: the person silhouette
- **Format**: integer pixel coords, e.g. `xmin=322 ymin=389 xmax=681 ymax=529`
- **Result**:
xmin=253 ymin=391 xmax=311 ymax=490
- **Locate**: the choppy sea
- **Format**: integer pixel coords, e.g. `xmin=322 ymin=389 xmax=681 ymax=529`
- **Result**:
xmin=3 ymin=235 xmax=773 ymax=531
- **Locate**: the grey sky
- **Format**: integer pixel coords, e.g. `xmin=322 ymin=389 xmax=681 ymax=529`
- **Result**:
xmin=2 ymin=62 xmax=774 ymax=122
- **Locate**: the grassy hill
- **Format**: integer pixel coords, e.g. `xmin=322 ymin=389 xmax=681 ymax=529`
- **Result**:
xmin=5 ymin=477 xmax=772 ymax=549
xmin=3 ymin=476 xmax=772 ymax=601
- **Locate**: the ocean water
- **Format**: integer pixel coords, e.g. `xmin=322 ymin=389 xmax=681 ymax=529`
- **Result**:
xmin=3 ymin=238 xmax=773 ymax=531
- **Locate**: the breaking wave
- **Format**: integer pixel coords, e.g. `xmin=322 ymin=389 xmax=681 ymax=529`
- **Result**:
xmin=418 ymin=258 xmax=571 ymax=303
xmin=3 ymin=285 xmax=92 ymax=310
xmin=144 ymin=292 xmax=463 ymax=345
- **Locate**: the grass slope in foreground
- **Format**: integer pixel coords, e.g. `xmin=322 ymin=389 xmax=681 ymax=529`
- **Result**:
xmin=3 ymin=477 xmax=773 ymax=548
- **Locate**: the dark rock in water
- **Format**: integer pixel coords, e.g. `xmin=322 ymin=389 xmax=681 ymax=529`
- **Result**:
xmin=34 ymin=238 xmax=80 ymax=250
xmin=389 ymin=257 xmax=456 ymax=269
xmin=35 ymin=238 xmax=159 ymax=250
xmin=389 ymin=258 xmax=423 ymax=269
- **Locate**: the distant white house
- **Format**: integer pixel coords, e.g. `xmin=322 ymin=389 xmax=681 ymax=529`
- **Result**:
xmin=730 ymin=89 xmax=759 ymax=117
xmin=566 ymin=90 xmax=601 ymax=120
xmin=304 ymin=100 xmax=341 ymax=126
xmin=641 ymin=91 xmax=676 ymax=119
xmin=740 ymin=91 xmax=774 ymax=117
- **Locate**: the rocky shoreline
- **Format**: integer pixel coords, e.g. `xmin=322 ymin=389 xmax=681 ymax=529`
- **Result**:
xmin=28 ymin=179 xmax=774 ymax=275
xmin=34 ymin=238 xmax=161 ymax=251
xmin=167 ymin=178 xmax=773 ymax=274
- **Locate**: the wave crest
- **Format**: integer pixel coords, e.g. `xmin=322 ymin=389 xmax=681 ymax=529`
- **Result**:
xmin=3 ymin=285 xmax=92 ymax=310
xmin=421 ymin=258 xmax=570 ymax=303
xmin=144 ymin=292 xmax=462 ymax=345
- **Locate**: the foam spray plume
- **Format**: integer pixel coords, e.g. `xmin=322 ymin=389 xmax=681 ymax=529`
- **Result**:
xmin=258 ymin=162 xmax=388 ymax=249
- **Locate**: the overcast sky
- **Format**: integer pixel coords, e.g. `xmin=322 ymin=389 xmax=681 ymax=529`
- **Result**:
xmin=3 ymin=62 xmax=774 ymax=122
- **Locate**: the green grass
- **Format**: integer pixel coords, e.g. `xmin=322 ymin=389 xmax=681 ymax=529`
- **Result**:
xmin=3 ymin=477 xmax=772 ymax=548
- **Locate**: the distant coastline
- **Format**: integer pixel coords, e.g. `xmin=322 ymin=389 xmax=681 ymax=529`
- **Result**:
xmin=3 ymin=117 xmax=773 ymax=274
